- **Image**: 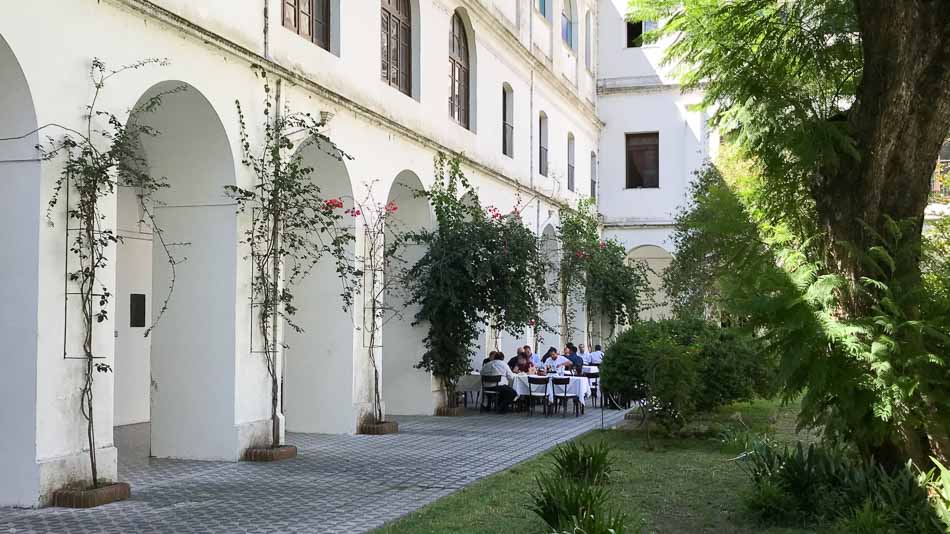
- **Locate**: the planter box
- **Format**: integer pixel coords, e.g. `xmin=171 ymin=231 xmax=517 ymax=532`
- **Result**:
xmin=244 ymin=445 xmax=298 ymax=462
xmin=435 ymin=406 xmax=465 ymax=417
xmin=52 ymin=482 xmax=130 ymax=508
xmin=357 ymin=421 xmax=399 ymax=435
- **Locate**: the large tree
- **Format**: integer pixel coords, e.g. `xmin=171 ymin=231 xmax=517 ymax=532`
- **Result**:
xmin=632 ymin=0 xmax=950 ymax=466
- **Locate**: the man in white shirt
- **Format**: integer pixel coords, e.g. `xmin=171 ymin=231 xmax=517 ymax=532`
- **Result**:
xmin=578 ymin=343 xmax=591 ymax=365
xmin=588 ymin=344 xmax=604 ymax=365
xmin=480 ymin=352 xmax=517 ymax=413
xmin=544 ymin=352 xmax=572 ymax=372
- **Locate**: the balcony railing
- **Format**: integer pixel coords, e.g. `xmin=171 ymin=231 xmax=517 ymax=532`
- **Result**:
xmin=539 ymin=146 xmax=548 ymax=176
xmin=503 ymin=122 xmax=514 ymax=157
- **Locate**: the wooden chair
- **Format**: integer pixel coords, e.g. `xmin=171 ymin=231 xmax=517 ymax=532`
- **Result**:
xmin=525 ymin=376 xmax=550 ymax=417
xmin=552 ymin=377 xmax=582 ymax=417
xmin=584 ymin=372 xmax=600 ymax=408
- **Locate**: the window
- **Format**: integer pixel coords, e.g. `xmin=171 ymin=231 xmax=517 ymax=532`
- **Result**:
xmin=626 ymin=133 xmax=659 ymax=188
xmin=283 ymin=0 xmax=331 ymax=51
xmin=449 ymin=12 xmax=470 ymax=128
xmin=590 ymin=152 xmax=597 ymax=200
xmin=539 ymin=113 xmax=549 ymax=177
xmin=537 ymin=0 xmax=548 ymax=17
xmin=567 ymin=134 xmax=575 ymax=191
xmin=381 ymin=0 xmax=412 ymax=96
xmin=626 ymin=21 xmax=643 ymax=48
xmin=502 ymin=84 xmax=514 ymax=157
xmin=561 ymin=0 xmax=575 ymax=48
xmin=584 ymin=11 xmax=592 ymax=70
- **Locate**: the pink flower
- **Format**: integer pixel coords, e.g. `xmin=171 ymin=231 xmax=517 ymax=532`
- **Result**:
xmin=599 ymin=241 xmax=607 ymax=249
xmin=385 ymin=201 xmax=399 ymax=213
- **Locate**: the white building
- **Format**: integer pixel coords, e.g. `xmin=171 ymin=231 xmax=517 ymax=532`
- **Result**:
xmin=0 ymin=0 xmax=714 ymax=507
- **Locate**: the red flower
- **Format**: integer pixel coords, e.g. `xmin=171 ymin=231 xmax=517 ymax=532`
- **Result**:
xmin=599 ymin=241 xmax=607 ymax=249
xmin=385 ymin=201 xmax=399 ymax=213
xmin=324 ymin=198 xmax=344 ymax=210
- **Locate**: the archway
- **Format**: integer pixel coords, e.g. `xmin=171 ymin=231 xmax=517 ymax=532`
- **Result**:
xmin=538 ymin=224 xmax=561 ymax=351
xmin=627 ymin=245 xmax=673 ymax=320
xmin=114 ymin=81 xmax=239 ymax=460
xmin=282 ymin=139 xmax=356 ymax=434
xmin=0 ymin=33 xmax=42 ymax=506
xmin=382 ymin=170 xmax=434 ymax=415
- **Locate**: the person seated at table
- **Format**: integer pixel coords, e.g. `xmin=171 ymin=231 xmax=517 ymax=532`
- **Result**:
xmin=541 ymin=347 xmax=571 ymax=372
xmin=578 ymin=343 xmax=591 ymax=365
xmin=508 ymin=352 xmax=532 ymax=374
xmin=564 ymin=344 xmax=584 ymax=374
xmin=588 ymin=344 xmax=604 ymax=365
xmin=480 ymin=352 xmax=518 ymax=413
xmin=524 ymin=345 xmax=542 ymax=368
xmin=508 ymin=347 xmax=525 ymax=370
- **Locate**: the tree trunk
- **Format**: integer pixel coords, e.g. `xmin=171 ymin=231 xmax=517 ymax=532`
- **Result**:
xmin=815 ymin=1 xmax=950 ymax=296
xmin=812 ymin=1 xmax=950 ymax=468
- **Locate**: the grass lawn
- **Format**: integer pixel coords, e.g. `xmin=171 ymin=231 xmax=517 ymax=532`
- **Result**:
xmin=374 ymin=400 xmax=817 ymax=534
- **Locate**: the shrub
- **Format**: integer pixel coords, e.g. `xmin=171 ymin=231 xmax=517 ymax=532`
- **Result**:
xmin=740 ymin=439 xmax=947 ymax=533
xmin=552 ymin=441 xmax=612 ymax=485
xmin=601 ymin=319 xmax=777 ymax=429
xmin=531 ymin=474 xmax=611 ymax=531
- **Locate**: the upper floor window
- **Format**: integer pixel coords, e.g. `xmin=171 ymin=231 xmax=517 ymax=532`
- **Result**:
xmin=381 ymin=0 xmax=412 ymax=96
xmin=584 ymin=11 xmax=592 ymax=70
xmin=283 ymin=0 xmax=331 ymax=51
xmin=537 ymin=0 xmax=548 ymax=18
xmin=562 ymin=0 xmax=576 ymax=49
xmin=626 ymin=133 xmax=659 ymax=189
xmin=567 ymin=134 xmax=576 ymax=191
xmin=502 ymin=84 xmax=514 ymax=158
xmin=449 ymin=12 xmax=471 ymax=129
xmin=626 ymin=20 xmax=656 ymax=48
xmin=539 ymin=113 xmax=549 ymax=177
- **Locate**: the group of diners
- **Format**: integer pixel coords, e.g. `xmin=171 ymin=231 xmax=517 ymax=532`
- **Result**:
xmin=478 ymin=342 xmax=604 ymax=414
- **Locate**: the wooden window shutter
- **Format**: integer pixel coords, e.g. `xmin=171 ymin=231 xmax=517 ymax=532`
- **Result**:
xmin=314 ymin=0 xmax=330 ymax=50
xmin=284 ymin=0 xmax=298 ymax=31
xmin=298 ymin=0 xmax=313 ymax=40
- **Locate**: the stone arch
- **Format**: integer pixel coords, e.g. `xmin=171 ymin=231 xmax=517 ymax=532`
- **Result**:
xmin=114 ymin=80 xmax=240 ymax=460
xmin=282 ymin=138 xmax=358 ymax=434
xmin=0 ymin=33 xmax=42 ymax=506
xmin=627 ymin=244 xmax=674 ymax=320
xmin=382 ymin=170 xmax=435 ymax=415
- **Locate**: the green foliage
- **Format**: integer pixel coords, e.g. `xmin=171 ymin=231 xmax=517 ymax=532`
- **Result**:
xmin=36 ymin=58 xmax=180 ymax=487
xmin=227 ymin=71 xmax=356 ymax=446
xmin=628 ymin=0 xmax=860 ymax=235
xmin=741 ymin=440 xmax=947 ymax=533
xmin=532 ymin=474 xmax=628 ymax=534
xmin=556 ymin=200 xmax=651 ymax=341
xmin=406 ymin=155 xmax=549 ymax=403
xmin=600 ymin=320 xmax=777 ymax=431
xmin=551 ymin=441 xmax=612 ymax=485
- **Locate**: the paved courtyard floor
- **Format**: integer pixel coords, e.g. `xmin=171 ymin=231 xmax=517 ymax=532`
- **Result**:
xmin=1 ymin=407 xmax=627 ymax=533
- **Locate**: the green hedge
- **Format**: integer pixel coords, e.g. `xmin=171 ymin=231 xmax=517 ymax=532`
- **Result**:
xmin=600 ymin=319 xmax=777 ymax=428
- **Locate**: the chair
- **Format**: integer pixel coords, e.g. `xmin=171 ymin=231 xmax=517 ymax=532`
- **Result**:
xmin=479 ymin=375 xmax=502 ymax=413
xmin=584 ymin=372 xmax=600 ymax=408
xmin=552 ymin=377 xmax=583 ymax=417
xmin=524 ymin=376 xmax=550 ymax=417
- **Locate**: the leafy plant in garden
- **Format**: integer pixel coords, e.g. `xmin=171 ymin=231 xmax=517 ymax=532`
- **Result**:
xmin=348 ymin=184 xmax=409 ymax=426
xmin=2 ymin=58 xmax=184 ymax=488
xmin=551 ymin=441 xmax=613 ymax=485
xmin=631 ymin=0 xmax=950 ymax=468
xmin=406 ymin=155 xmax=549 ymax=408
xmin=227 ymin=73 xmax=356 ymax=449
xmin=555 ymin=199 xmax=650 ymax=345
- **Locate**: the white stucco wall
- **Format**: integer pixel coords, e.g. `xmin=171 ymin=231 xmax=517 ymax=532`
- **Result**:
xmin=0 ymin=0 xmax=604 ymax=506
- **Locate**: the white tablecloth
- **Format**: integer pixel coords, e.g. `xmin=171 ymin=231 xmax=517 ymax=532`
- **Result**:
xmin=581 ymin=365 xmax=600 ymax=375
xmin=511 ymin=375 xmax=591 ymax=403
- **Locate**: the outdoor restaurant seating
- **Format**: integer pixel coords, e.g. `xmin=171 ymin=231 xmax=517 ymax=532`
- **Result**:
xmin=524 ymin=376 xmax=551 ymax=416
xmin=479 ymin=374 xmax=502 ymax=413
xmin=585 ymin=371 xmax=600 ymax=408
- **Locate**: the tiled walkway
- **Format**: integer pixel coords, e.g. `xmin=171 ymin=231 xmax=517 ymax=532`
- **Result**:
xmin=1 ymin=407 xmax=627 ymax=533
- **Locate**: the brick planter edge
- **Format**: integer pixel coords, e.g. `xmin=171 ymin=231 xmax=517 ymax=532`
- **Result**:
xmin=52 ymin=482 xmax=131 ymax=508
xmin=244 ymin=445 xmax=298 ymax=462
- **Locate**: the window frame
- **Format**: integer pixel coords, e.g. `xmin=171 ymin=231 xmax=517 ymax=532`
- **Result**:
xmin=626 ymin=21 xmax=644 ymax=48
xmin=625 ymin=132 xmax=660 ymax=189
xmin=283 ymin=0 xmax=331 ymax=52
xmin=502 ymin=85 xmax=514 ymax=158
xmin=448 ymin=12 xmax=471 ymax=129
xmin=381 ymin=0 xmax=413 ymax=97
xmin=539 ymin=113 xmax=549 ymax=177
xmin=567 ymin=134 xmax=575 ymax=192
